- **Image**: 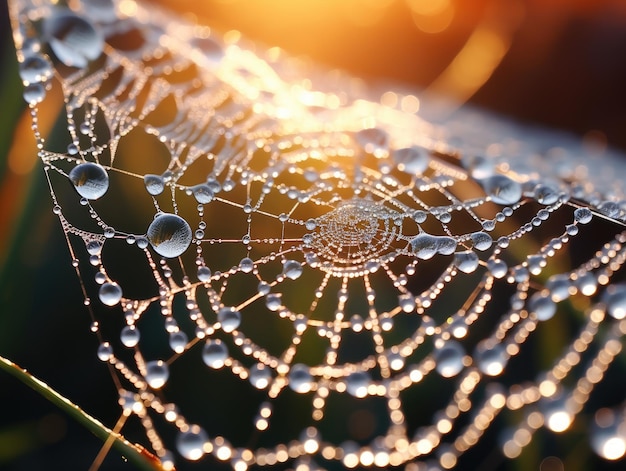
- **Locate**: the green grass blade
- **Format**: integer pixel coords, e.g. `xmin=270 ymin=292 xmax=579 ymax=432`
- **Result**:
xmin=0 ymin=355 xmax=167 ymax=471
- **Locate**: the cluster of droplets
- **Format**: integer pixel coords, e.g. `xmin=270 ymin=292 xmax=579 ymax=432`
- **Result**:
xmin=10 ymin=0 xmax=626 ymax=469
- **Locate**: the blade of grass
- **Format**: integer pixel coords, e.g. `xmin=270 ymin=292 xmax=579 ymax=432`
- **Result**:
xmin=0 ymin=355 xmax=169 ymax=471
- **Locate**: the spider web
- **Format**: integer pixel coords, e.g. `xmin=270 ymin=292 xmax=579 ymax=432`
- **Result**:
xmin=9 ymin=0 xmax=626 ymax=469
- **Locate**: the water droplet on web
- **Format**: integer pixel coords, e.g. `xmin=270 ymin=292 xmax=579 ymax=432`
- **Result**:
xmin=528 ymin=293 xmax=556 ymax=321
xmin=99 ymin=282 xmax=122 ymax=306
xmin=43 ymin=9 xmax=104 ymax=68
xmin=354 ymin=127 xmax=388 ymax=156
xmin=239 ymin=257 xmax=254 ymax=273
xmin=454 ymin=250 xmax=479 ymax=274
xmin=249 ymin=364 xmax=272 ymax=389
xmin=436 ymin=236 xmax=457 ymax=255
xmin=23 ymin=82 xmax=46 ymax=105
xmin=289 ymin=364 xmax=313 ymax=393
xmin=598 ymin=201 xmax=620 ymax=219
xmin=392 ymin=146 xmax=429 ymax=174
xmin=534 ymin=184 xmax=560 ymax=205
xmin=197 ymin=266 xmax=211 ymax=282
xmin=97 ymin=342 xmax=113 ymax=361
xmin=177 ymin=425 xmax=208 ymax=461
xmin=410 ymin=233 xmax=438 ymax=260
xmin=487 ymin=259 xmax=508 ymax=278
xmin=574 ymin=207 xmax=593 ymax=224
xmin=602 ymin=284 xmax=626 ymax=320
xmin=144 ymin=174 xmax=165 ymax=195
xmin=266 ymin=293 xmax=282 ymax=311
xmin=145 ymin=360 xmax=169 ymax=389
xmin=192 ymin=184 xmax=214 ymax=204
xmin=121 ymin=325 xmax=140 ymax=347
xmin=546 ymin=275 xmax=570 ymax=302
xmin=461 ymin=155 xmax=494 ymax=179
xmin=346 ymin=371 xmax=370 ymax=398
xmin=202 ymin=339 xmax=228 ymax=368
xmin=86 ymin=240 xmax=103 ymax=255
xmin=218 ymin=306 xmax=241 ymax=332
xmin=434 ymin=341 xmax=465 ymax=378
xmin=470 ymin=232 xmax=493 ymax=251
xmin=147 ymin=213 xmax=192 ymax=258
xmin=69 ymin=162 xmax=109 ymax=200
xmin=481 ymin=175 xmax=522 ymax=205
xmin=19 ymin=54 xmax=52 ymax=84
xmin=169 ymin=331 xmax=188 ymax=353
xmin=475 ymin=342 xmax=507 ymax=376
xmin=283 ymin=260 xmax=303 ymax=280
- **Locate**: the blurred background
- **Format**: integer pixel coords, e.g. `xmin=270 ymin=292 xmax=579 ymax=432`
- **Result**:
xmin=1 ymin=0 xmax=626 ymax=470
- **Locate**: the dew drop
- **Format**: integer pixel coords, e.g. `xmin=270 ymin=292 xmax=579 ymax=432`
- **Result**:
xmin=410 ymin=233 xmax=438 ymax=260
xmin=289 ymin=364 xmax=313 ymax=393
xmin=218 ymin=306 xmax=241 ymax=332
xmin=454 ymin=250 xmax=479 ymax=274
xmin=528 ymin=293 xmax=557 ymax=321
xmin=470 ymin=232 xmax=493 ymax=251
xmin=475 ymin=342 xmax=507 ymax=376
xmin=346 ymin=371 xmax=370 ymax=398
xmin=283 ymin=260 xmax=303 ymax=280
xmin=249 ymin=364 xmax=272 ymax=389
xmin=239 ymin=257 xmax=254 ymax=273
xmin=68 ymin=162 xmax=109 ymax=200
xmin=354 ymin=127 xmax=388 ymax=155
xmin=392 ymin=146 xmax=429 ymax=174
xmin=574 ymin=207 xmax=593 ymax=224
xmin=43 ymin=10 xmax=104 ymax=68
xmin=434 ymin=341 xmax=465 ymax=378
xmin=169 ymin=331 xmax=188 ymax=353
xmin=19 ymin=54 xmax=53 ymax=84
xmin=481 ymin=175 xmax=522 ymax=205
xmin=266 ymin=293 xmax=282 ymax=311
xmin=602 ymin=284 xmax=626 ymax=320
xmin=436 ymin=236 xmax=457 ymax=255
xmin=23 ymin=82 xmax=46 ymax=105
xmin=202 ymin=339 xmax=228 ymax=368
xmin=197 ymin=266 xmax=211 ymax=282
xmin=97 ymin=342 xmax=113 ymax=362
xmin=121 ymin=325 xmax=140 ymax=347
xmin=177 ymin=425 xmax=208 ymax=461
xmin=144 ymin=174 xmax=165 ymax=195
xmin=192 ymin=184 xmax=214 ymax=204
xmin=147 ymin=213 xmax=192 ymax=258
xmin=487 ymin=259 xmax=508 ymax=279
xmin=99 ymin=282 xmax=122 ymax=306
xmin=145 ymin=360 xmax=169 ymax=389
xmin=86 ymin=240 xmax=103 ymax=255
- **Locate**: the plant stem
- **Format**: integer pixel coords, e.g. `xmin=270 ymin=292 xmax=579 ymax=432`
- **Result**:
xmin=0 ymin=355 xmax=167 ymax=471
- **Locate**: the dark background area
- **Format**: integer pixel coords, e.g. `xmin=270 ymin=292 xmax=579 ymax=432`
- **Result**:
xmin=1 ymin=1 xmax=625 ymax=471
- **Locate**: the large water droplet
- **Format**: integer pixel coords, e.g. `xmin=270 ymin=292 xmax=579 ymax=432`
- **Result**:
xmin=23 ymin=83 xmax=46 ymax=105
xmin=435 ymin=341 xmax=465 ymax=378
xmin=69 ymin=162 xmax=109 ymax=200
xmin=43 ymin=10 xmax=104 ymax=68
xmin=289 ymin=363 xmax=313 ymax=393
xmin=192 ymin=184 xmax=214 ymax=204
xmin=411 ymin=233 xmax=438 ymax=260
xmin=528 ymin=292 xmax=557 ymax=321
xmin=239 ymin=257 xmax=254 ymax=273
xmin=177 ymin=425 xmax=208 ymax=461
xmin=217 ymin=306 xmax=241 ymax=332
xmin=120 ymin=326 xmax=140 ymax=347
xmin=475 ymin=342 xmax=507 ymax=376
xmin=19 ymin=54 xmax=53 ymax=84
xmin=436 ymin=236 xmax=457 ymax=255
xmin=202 ymin=339 xmax=228 ymax=368
xmin=481 ymin=175 xmax=522 ymax=205
xmin=145 ymin=360 xmax=169 ymax=389
xmin=574 ymin=207 xmax=593 ymax=224
xmin=81 ymin=0 xmax=118 ymax=24
xmin=99 ymin=282 xmax=122 ymax=306
xmin=169 ymin=331 xmax=188 ymax=354
xmin=470 ymin=232 xmax=493 ymax=251
xmin=355 ymin=127 xmax=388 ymax=156
xmin=602 ymin=284 xmax=626 ymax=320
xmin=249 ymin=364 xmax=272 ymax=389
xmin=197 ymin=266 xmax=211 ymax=282
xmin=392 ymin=146 xmax=429 ymax=174
xmin=144 ymin=174 xmax=165 ymax=195
xmin=147 ymin=213 xmax=192 ymax=258
xmin=454 ymin=250 xmax=479 ymax=274
xmin=346 ymin=371 xmax=370 ymax=398
xmin=282 ymin=260 xmax=303 ymax=280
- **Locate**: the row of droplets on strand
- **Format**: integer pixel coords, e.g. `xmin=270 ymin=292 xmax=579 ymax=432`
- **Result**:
xmin=11 ymin=0 xmax=626 ymax=468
